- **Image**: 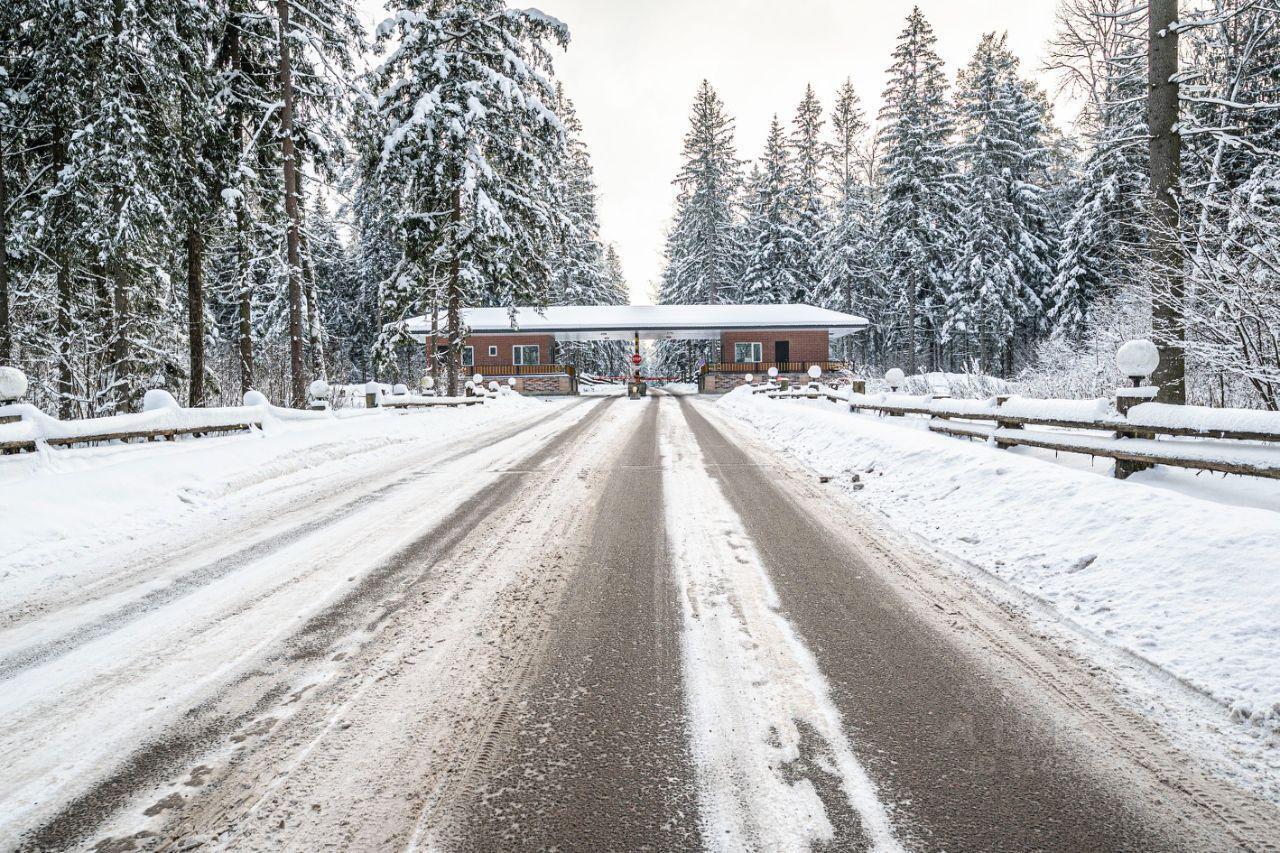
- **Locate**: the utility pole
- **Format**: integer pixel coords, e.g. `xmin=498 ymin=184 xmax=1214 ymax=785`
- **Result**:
xmin=1148 ymin=0 xmax=1185 ymax=403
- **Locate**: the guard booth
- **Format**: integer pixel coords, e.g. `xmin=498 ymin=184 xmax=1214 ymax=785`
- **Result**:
xmin=403 ymin=304 xmax=868 ymax=394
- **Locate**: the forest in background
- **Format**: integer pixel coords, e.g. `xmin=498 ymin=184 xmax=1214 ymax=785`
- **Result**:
xmin=3 ymin=0 xmax=1280 ymax=410
xmin=0 ymin=0 xmax=624 ymax=409
xmin=658 ymin=0 xmax=1280 ymax=409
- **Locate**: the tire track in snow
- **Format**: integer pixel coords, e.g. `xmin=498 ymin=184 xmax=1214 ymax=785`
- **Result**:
xmin=680 ymin=397 xmax=1266 ymax=852
xmin=6 ymin=399 xmax=612 ymax=852
xmin=0 ymin=400 xmax=590 ymax=681
xmin=658 ymin=397 xmax=902 ymax=853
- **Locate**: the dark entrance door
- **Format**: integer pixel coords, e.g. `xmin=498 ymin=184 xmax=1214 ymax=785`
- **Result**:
xmin=774 ymin=340 xmax=790 ymax=364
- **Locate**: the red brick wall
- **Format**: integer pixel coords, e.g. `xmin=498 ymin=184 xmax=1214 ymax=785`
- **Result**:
xmin=434 ymin=334 xmax=557 ymax=368
xmin=719 ymin=330 xmax=830 ymax=363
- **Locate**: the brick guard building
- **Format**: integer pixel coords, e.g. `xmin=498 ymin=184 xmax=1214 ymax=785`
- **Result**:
xmin=404 ymin=304 xmax=868 ymax=394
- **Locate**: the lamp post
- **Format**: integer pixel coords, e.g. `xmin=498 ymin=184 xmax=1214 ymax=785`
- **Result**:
xmin=1115 ymin=339 xmax=1161 ymax=417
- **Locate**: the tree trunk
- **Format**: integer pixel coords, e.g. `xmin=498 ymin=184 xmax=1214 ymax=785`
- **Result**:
xmin=906 ymin=268 xmax=918 ymax=375
xmin=296 ymin=181 xmax=327 ymax=380
xmin=1148 ymin=0 xmax=1185 ymax=403
xmin=228 ymin=8 xmax=254 ymax=396
xmin=446 ymin=189 xmax=462 ymax=396
xmin=0 ymin=136 xmax=10 ymax=364
xmin=187 ymin=220 xmax=205 ymax=406
xmin=277 ymin=0 xmax=306 ymax=407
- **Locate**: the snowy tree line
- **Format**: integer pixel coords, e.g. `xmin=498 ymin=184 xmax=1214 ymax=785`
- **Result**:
xmin=0 ymin=0 xmax=624 ymax=411
xmin=658 ymin=2 xmax=1280 ymax=410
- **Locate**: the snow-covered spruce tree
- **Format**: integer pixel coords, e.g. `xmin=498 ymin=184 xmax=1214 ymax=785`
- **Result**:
xmin=787 ymin=84 xmax=829 ymax=305
xmin=273 ymin=0 xmax=364 ymax=405
xmin=547 ymin=90 xmax=625 ymax=375
xmin=816 ymin=78 xmax=880 ymax=365
xmin=1042 ymin=1 xmax=1147 ymax=339
xmin=371 ymin=1 xmax=573 ymax=396
xmin=739 ymin=116 xmax=808 ymax=306
xmin=950 ymin=33 xmax=1056 ymax=376
xmin=657 ymin=80 xmax=743 ymax=376
xmin=12 ymin=0 xmax=208 ymax=416
xmin=878 ymin=6 xmax=960 ymax=374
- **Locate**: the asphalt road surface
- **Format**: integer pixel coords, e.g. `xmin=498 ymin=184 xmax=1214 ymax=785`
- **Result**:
xmin=4 ymin=393 xmax=1278 ymax=852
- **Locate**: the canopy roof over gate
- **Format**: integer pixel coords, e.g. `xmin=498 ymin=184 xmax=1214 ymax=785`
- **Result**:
xmin=404 ymin=303 xmax=869 ymax=343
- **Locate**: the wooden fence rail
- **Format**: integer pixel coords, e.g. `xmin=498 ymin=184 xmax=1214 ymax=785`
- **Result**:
xmin=760 ymin=384 xmax=1280 ymax=481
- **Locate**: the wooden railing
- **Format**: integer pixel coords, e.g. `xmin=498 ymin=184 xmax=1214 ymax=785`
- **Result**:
xmin=761 ymin=385 xmax=1280 ymax=481
xmin=470 ymin=364 xmax=574 ymax=377
xmin=703 ymin=361 xmax=849 ymax=374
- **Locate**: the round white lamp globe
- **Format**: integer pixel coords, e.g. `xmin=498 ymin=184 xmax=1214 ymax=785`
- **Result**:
xmin=1116 ymin=339 xmax=1160 ymax=381
xmin=423 ymin=376 xmax=436 ymax=390
xmin=884 ymin=368 xmax=906 ymax=389
xmin=0 ymin=366 xmax=29 ymax=402
xmin=807 ymin=365 xmax=822 ymax=380
xmin=767 ymin=366 xmax=779 ymax=379
xmin=309 ymin=379 xmax=330 ymax=399
xmin=744 ymin=373 xmax=754 ymax=383
xmin=472 ymin=373 xmax=483 ymax=385
xmin=507 ymin=377 xmax=517 ymax=387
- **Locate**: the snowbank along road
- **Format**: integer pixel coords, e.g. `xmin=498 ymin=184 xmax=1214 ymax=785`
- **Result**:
xmin=1 ymin=392 xmax=1278 ymax=852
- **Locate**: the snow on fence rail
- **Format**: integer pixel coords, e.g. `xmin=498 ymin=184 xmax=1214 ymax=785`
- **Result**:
xmin=0 ymin=382 xmax=502 ymax=454
xmin=760 ymin=383 xmax=1280 ymax=481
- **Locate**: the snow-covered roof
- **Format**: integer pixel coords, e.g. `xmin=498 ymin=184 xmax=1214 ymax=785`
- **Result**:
xmin=404 ymin=304 xmax=869 ymax=343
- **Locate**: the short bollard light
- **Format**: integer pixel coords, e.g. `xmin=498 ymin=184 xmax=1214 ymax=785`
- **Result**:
xmin=884 ymin=368 xmax=905 ymax=392
xmin=308 ymin=379 xmax=331 ymax=411
xmin=767 ymin=366 xmax=779 ymax=382
xmin=472 ymin=373 xmax=484 ymax=387
xmin=0 ymin=367 xmax=28 ymax=405
xmin=422 ymin=376 xmax=436 ymax=395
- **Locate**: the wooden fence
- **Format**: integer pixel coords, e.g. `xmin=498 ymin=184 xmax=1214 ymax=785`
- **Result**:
xmin=760 ymin=383 xmax=1280 ymax=481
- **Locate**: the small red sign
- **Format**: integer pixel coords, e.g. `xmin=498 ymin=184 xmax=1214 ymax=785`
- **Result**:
xmin=631 ymin=353 xmax=643 ymax=365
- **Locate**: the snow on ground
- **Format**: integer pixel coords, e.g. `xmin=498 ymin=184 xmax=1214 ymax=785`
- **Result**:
xmin=0 ymin=393 xmax=581 ymax=845
xmin=716 ymin=388 xmax=1280 ymax=735
xmin=0 ymin=394 xmax=551 ymax=617
xmin=658 ymin=405 xmax=901 ymax=852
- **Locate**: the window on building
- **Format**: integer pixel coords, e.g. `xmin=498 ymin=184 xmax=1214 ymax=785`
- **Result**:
xmin=461 ymin=346 xmax=474 ymax=367
xmin=513 ymin=345 xmax=540 ymax=366
xmin=488 ymin=345 xmax=497 ymax=357
xmin=734 ymin=342 xmax=763 ymax=363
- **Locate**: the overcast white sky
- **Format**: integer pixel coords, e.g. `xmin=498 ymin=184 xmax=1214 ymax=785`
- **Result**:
xmin=360 ymin=1 xmax=1068 ymax=304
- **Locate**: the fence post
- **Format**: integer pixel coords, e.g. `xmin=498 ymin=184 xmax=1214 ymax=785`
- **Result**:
xmin=993 ymin=394 xmax=1022 ymax=448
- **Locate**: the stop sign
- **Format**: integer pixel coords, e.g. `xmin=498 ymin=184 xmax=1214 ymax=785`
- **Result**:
xmin=631 ymin=353 xmax=643 ymax=366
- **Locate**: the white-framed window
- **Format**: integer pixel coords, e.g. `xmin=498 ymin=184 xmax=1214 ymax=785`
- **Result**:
xmin=734 ymin=342 xmax=763 ymax=363
xmin=488 ymin=345 xmax=498 ymax=357
xmin=513 ymin=345 xmax=541 ymax=366
xmin=461 ymin=346 xmax=474 ymax=367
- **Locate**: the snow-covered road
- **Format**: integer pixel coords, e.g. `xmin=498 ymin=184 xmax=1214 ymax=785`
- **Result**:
xmin=1 ymin=393 xmax=1277 ymax=851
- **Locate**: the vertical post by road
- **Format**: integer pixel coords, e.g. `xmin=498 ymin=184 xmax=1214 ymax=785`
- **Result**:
xmin=1148 ymin=0 xmax=1185 ymax=404
xmin=277 ymin=0 xmax=307 ymax=408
